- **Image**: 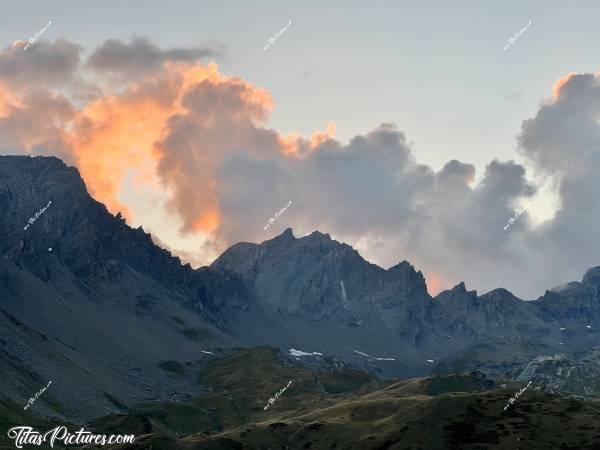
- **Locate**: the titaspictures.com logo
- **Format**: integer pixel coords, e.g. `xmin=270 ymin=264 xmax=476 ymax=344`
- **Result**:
xmin=7 ymin=426 xmax=135 ymax=448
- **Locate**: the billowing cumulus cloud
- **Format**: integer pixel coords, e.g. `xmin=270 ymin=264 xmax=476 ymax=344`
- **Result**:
xmin=214 ymin=128 xmax=537 ymax=296
xmin=519 ymin=72 xmax=600 ymax=173
xmin=515 ymin=71 xmax=600 ymax=289
xmin=87 ymin=37 xmax=223 ymax=77
xmin=0 ymin=39 xmax=81 ymax=88
xmin=0 ymin=36 xmax=598 ymax=299
xmin=0 ymin=88 xmax=75 ymax=158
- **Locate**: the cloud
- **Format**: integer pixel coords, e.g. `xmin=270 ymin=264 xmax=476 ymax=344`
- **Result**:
xmin=516 ymin=71 xmax=600 ymax=287
xmin=86 ymin=36 xmax=223 ymax=78
xmin=148 ymin=231 xmax=208 ymax=268
xmin=153 ymin=72 xmax=334 ymax=237
xmin=213 ymin=128 xmax=537 ymax=296
xmin=0 ymin=36 xmax=599 ymax=299
xmin=0 ymin=85 xmax=75 ymax=159
xmin=518 ymin=72 xmax=600 ymax=175
xmin=0 ymin=39 xmax=81 ymax=88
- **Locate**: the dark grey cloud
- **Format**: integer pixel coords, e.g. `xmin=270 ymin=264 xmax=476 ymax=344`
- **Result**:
xmin=86 ymin=37 xmax=223 ymax=77
xmin=211 ymin=124 xmax=538 ymax=298
xmin=516 ymin=72 xmax=600 ymax=288
xmin=154 ymin=76 xmax=281 ymax=235
xmin=518 ymin=73 xmax=600 ymax=173
xmin=0 ymin=89 xmax=75 ymax=158
xmin=0 ymin=39 xmax=81 ymax=87
xmin=149 ymin=72 xmax=552 ymax=297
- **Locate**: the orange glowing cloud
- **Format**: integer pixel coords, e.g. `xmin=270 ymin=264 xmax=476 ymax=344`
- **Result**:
xmin=66 ymin=95 xmax=172 ymax=220
xmin=311 ymin=121 xmax=337 ymax=147
xmin=192 ymin=208 xmax=220 ymax=233
xmin=0 ymin=81 xmax=23 ymax=116
xmin=150 ymin=66 xmax=280 ymax=234
xmin=0 ymin=50 xmax=331 ymax=241
xmin=64 ymin=61 xmax=278 ymax=230
xmin=425 ymin=272 xmax=450 ymax=296
xmin=279 ymin=121 xmax=337 ymax=157
xmin=552 ymin=72 xmax=578 ymax=99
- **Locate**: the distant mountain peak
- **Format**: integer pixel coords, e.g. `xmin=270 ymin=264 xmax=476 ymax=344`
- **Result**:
xmin=583 ymin=266 xmax=600 ymax=287
xmin=452 ymin=282 xmax=467 ymax=293
xmin=434 ymin=281 xmax=478 ymax=303
xmin=387 ymin=260 xmax=415 ymax=273
xmin=307 ymin=230 xmax=331 ymax=240
xmin=549 ymin=281 xmax=584 ymax=293
xmin=479 ymin=287 xmax=520 ymax=301
xmin=267 ymin=227 xmax=296 ymax=244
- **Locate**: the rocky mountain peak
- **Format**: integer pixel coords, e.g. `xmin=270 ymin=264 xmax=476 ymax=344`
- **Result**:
xmin=434 ymin=281 xmax=478 ymax=304
xmin=270 ymin=227 xmax=296 ymax=243
xmin=384 ymin=261 xmax=428 ymax=295
xmin=479 ymin=288 xmax=521 ymax=302
xmin=0 ymin=155 xmax=250 ymax=318
xmin=307 ymin=230 xmax=332 ymax=240
xmin=582 ymin=266 xmax=600 ymax=288
xmin=453 ymin=282 xmax=467 ymax=293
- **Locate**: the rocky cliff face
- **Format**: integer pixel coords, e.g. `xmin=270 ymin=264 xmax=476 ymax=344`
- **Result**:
xmin=214 ymin=224 xmax=600 ymax=362
xmin=212 ymin=229 xmax=431 ymax=319
xmin=212 ymin=228 xmax=443 ymax=364
xmin=0 ymin=155 xmax=251 ymax=322
xmin=512 ymin=348 xmax=600 ymax=399
xmin=0 ymin=155 xmax=249 ymax=420
xmin=211 ymin=219 xmax=600 ymax=386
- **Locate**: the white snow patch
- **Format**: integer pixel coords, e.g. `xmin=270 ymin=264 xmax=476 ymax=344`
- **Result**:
xmin=587 ymin=325 xmax=592 ymax=329
xmin=426 ymin=359 xmax=435 ymax=363
xmin=559 ymin=328 xmax=566 ymax=331
xmin=200 ymin=351 xmax=214 ymax=354
xmin=353 ymin=350 xmax=395 ymax=361
xmin=289 ymin=348 xmax=322 ymax=357
xmin=341 ymin=280 xmax=349 ymax=308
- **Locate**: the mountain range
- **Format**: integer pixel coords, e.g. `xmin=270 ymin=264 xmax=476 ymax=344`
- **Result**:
xmin=1 ymin=155 xmax=600 ymax=425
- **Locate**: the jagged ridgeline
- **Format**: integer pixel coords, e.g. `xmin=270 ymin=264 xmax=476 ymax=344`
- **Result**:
xmin=2 ymin=155 xmax=600 ymax=448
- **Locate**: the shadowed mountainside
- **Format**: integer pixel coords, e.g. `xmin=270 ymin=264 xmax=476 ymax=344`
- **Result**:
xmin=0 ymin=155 xmax=249 ymax=421
xmin=213 ymin=226 xmax=600 ymax=378
xmin=1 ymin=155 xmax=600 ymax=428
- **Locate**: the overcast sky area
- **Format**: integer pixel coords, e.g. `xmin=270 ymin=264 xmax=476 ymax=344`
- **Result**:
xmin=1 ymin=0 xmax=600 ymax=299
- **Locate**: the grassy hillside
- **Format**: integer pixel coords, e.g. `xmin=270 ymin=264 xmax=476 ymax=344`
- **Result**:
xmin=4 ymin=347 xmax=600 ymax=449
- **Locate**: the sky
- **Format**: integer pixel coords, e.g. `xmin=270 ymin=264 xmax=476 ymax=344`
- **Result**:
xmin=1 ymin=1 xmax=600 ymax=299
